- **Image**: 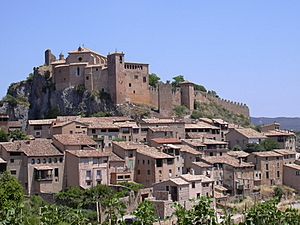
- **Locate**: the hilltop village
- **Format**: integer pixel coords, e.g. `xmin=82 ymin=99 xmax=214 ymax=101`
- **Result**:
xmin=0 ymin=47 xmax=299 ymax=223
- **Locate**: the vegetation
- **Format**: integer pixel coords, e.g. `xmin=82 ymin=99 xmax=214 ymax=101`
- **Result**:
xmin=194 ymin=84 xmax=207 ymax=92
xmin=46 ymin=106 xmax=61 ymax=119
xmin=76 ymin=84 xmax=86 ymax=95
xmin=8 ymin=130 xmax=28 ymax=141
xmin=149 ymin=73 xmax=161 ymax=88
xmin=91 ymin=112 xmax=112 ymax=117
xmin=208 ymin=90 xmax=219 ymax=98
xmin=171 ymin=75 xmax=185 ymax=88
xmin=245 ymin=139 xmax=280 ymax=153
xmin=0 ymin=129 xmax=8 ymax=142
xmin=118 ymin=182 xmax=144 ymax=193
xmin=133 ymin=200 xmax=157 ymax=225
xmin=192 ymin=101 xmax=250 ymax=127
xmin=173 ymin=105 xmax=189 ymax=117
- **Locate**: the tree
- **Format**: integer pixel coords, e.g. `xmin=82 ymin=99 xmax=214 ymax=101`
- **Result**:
xmin=133 ymin=201 xmax=157 ymax=225
xmin=261 ymin=139 xmax=280 ymax=151
xmin=173 ymin=105 xmax=189 ymax=117
xmin=8 ymin=130 xmax=28 ymax=141
xmin=103 ymin=193 xmax=126 ymax=225
xmin=171 ymin=75 xmax=185 ymax=88
xmin=149 ymin=73 xmax=161 ymax=88
xmin=0 ymin=129 xmax=8 ymax=142
xmin=194 ymin=84 xmax=207 ymax=92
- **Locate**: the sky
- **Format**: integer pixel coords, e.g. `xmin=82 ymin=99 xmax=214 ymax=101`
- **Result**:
xmin=0 ymin=1 xmax=299 ymax=117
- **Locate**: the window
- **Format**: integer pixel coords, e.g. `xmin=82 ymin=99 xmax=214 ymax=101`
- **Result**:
xmin=266 ymin=164 xmax=269 ymax=170
xmin=277 ymin=171 xmax=280 ymax=178
xmin=137 ymin=170 xmax=140 ymax=175
xmin=128 ymin=151 xmax=134 ymax=158
xmin=86 ymin=76 xmax=89 ymax=80
xmin=48 ymin=158 xmax=52 ymax=163
xmin=119 ymin=56 xmax=123 ymax=63
xmin=166 ymin=186 xmax=169 ymax=191
xmin=167 ymin=158 xmax=173 ymax=165
xmin=31 ymin=159 xmax=35 ymax=164
xmin=129 ymin=83 xmax=132 ymax=87
xmin=10 ymin=170 xmax=17 ymax=175
xmin=156 ymin=159 xmax=163 ymax=167
xmin=86 ymin=181 xmax=91 ymax=186
xmin=10 ymin=159 xmax=14 ymax=163
xmin=143 ymin=160 xmax=145 ymax=164
xmin=159 ymin=170 xmax=162 ymax=174
xmin=54 ymin=168 xmax=59 ymax=177
xmin=192 ymin=182 xmax=195 ymax=188
xmin=148 ymin=160 xmax=150 ymax=165
xmin=43 ymin=158 xmax=47 ymax=164
xmin=97 ymin=170 xmax=102 ymax=177
xmin=143 ymin=77 xmax=146 ymax=83
xmin=169 ymin=169 xmax=172 ymax=174
xmin=77 ymin=67 xmax=80 ymax=76
xmin=266 ymin=172 xmax=269 ymax=179
xmin=92 ymin=129 xmax=96 ymax=134
xmin=78 ymin=57 xmax=82 ymax=62
xmin=147 ymin=170 xmax=150 ymax=175
xmin=197 ymin=193 xmax=201 ymax=198
xmin=54 ymin=158 xmax=58 ymax=163
xmin=86 ymin=170 xmax=92 ymax=179
xmin=37 ymin=159 xmax=41 ymax=164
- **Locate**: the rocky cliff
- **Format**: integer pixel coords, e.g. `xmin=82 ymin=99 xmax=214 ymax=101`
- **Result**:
xmin=0 ymin=67 xmax=117 ymax=126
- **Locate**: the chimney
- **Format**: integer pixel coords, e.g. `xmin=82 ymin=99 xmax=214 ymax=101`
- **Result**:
xmin=190 ymin=168 xmax=195 ymax=175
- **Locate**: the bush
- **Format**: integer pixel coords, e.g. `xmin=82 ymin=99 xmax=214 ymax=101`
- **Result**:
xmin=173 ymin=105 xmax=189 ymax=117
xmin=194 ymin=84 xmax=207 ymax=92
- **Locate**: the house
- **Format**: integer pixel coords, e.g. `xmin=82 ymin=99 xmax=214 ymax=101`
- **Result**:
xmin=182 ymin=138 xmax=228 ymax=157
xmin=51 ymin=120 xmax=88 ymax=136
xmin=146 ymin=126 xmax=175 ymax=142
xmin=52 ymin=134 xmax=97 ymax=151
xmin=263 ymin=130 xmax=296 ymax=151
xmin=139 ymin=118 xmax=185 ymax=142
xmin=27 ymin=119 xmax=56 ymax=138
xmin=283 ymin=162 xmax=300 ymax=192
xmin=65 ymin=150 xmax=109 ymax=189
xmin=248 ymin=151 xmax=283 ymax=186
xmin=227 ymin=151 xmax=250 ymax=162
xmin=199 ymin=118 xmax=229 ymax=141
xmin=0 ymin=139 xmax=64 ymax=195
xmin=148 ymin=138 xmax=182 ymax=148
xmin=273 ymin=149 xmax=296 ymax=165
xmin=226 ymin=128 xmax=267 ymax=150
xmin=185 ymin=121 xmax=221 ymax=141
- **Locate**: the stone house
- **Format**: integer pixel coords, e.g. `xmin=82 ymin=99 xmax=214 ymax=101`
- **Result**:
xmin=283 ymin=162 xmax=300 ymax=192
xmin=52 ymin=134 xmax=97 ymax=151
xmin=27 ymin=119 xmax=56 ymax=138
xmin=146 ymin=127 xmax=175 ymax=142
xmin=199 ymin=118 xmax=229 ymax=141
xmin=263 ymin=130 xmax=296 ymax=151
xmin=182 ymin=138 xmax=228 ymax=157
xmin=51 ymin=120 xmax=88 ymax=136
xmin=65 ymin=150 xmax=109 ymax=189
xmin=0 ymin=139 xmax=64 ymax=195
xmin=185 ymin=121 xmax=222 ymax=141
xmin=226 ymin=128 xmax=267 ymax=150
xmin=248 ymin=151 xmax=284 ymax=186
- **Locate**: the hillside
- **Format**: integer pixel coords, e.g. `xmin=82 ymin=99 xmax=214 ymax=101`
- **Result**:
xmin=251 ymin=117 xmax=300 ymax=131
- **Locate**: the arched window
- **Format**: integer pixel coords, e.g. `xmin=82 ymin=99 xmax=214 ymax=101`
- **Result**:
xmin=77 ymin=67 xmax=80 ymax=76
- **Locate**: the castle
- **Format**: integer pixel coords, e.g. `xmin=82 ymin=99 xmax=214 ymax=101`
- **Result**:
xmin=45 ymin=47 xmax=249 ymax=117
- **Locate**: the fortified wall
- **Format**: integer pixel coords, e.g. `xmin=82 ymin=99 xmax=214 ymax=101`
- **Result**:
xmin=194 ymin=91 xmax=250 ymax=117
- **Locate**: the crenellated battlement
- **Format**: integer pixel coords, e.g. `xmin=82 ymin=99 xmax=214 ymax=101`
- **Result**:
xmin=194 ymin=91 xmax=250 ymax=117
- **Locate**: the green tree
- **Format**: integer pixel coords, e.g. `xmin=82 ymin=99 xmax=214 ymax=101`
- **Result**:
xmin=133 ymin=200 xmax=157 ymax=225
xmin=194 ymin=84 xmax=207 ymax=92
xmin=149 ymin=73 xmax=161 ymax=88
xmin=173 ymin=105 xmax=189 ymax=117
xmin=103 ymin=194 xmax=126 ymax=225
xmin=261 ymin=139 xmax=280 ymax=151
xmin=171 ymin=75 xmax=185 ymax=88
xmin=0 ymin=129 xmax=8 ymax=142
xmin=8 ymin=130 xmax=28 ymax=141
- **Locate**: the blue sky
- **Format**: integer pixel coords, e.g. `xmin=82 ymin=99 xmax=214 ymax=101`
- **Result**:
xmin=1 ymin=1 xmax=299 ymax=117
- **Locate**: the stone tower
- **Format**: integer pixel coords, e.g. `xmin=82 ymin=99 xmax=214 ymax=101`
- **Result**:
xmin=158 ymin=83 xmax=174 ymax=117
xmin=107 ymin=52 xmax=125 ymax=104
xmin=180 ymin=81 xmax=195 ymax=111
xmin=44 ymin=49 xmax=56 ymax=66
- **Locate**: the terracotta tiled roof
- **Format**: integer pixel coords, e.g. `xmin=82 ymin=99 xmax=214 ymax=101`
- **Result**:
xmin=53 ymin=134 xmax=97 ymax=146
xmin=182 ymin=139 xmax=206 ymax=147
xmin=169 ymin=177 xmax=189 ymax=186
xmin=263 ymin=130 xmax=296 ymax=137
xmin=52 ymin=120 xmax=88 ymax=128
xmin=0 ymin=139 xmax=63 ymax=156
xmin=149 ymin=126 xmax=174 ymax=132
xmin=202 ymin=156 xmax=254 ymax=168
xmin=233 ymin=128 xmax=267 ymax=139
xmin=227 ymin=151 xmax=250 ymax=158
xmin=192 ymin=161 xmax=213 ymax=168
xmin=114 ymin=121 xmax=139 ymax=129
xmin=175 ymin=145 xmax=202 ymax=155
xmin=8 ymin=121 xmax=22 ymax=128
xmin=137 ymin=146 xmax=174 ymax=159
xmin=66 ymin=150 xmax=109 ymax=158
xmin=112 ymin=142 xmax=139 ymax=150
xmin=273 ymin=149 xmax=296 ymax=156
xmin=284 ymin=163 xmax=300 ymax=170
xmin=185 ymin=121 xmax=220 ymax=130
xmin=251 ymin=151 xmax=283 ymax=158
xmin=180 ymin=174 xmax=214 ymax=183
xmin=141 ymin=118 xmax=184 ymax=124
xmin=151 ymin=138 xmax=182 ymax=145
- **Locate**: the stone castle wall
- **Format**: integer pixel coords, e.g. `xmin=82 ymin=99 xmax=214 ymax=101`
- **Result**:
xmin=194 ymin=91 xmax=250 ymax=117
